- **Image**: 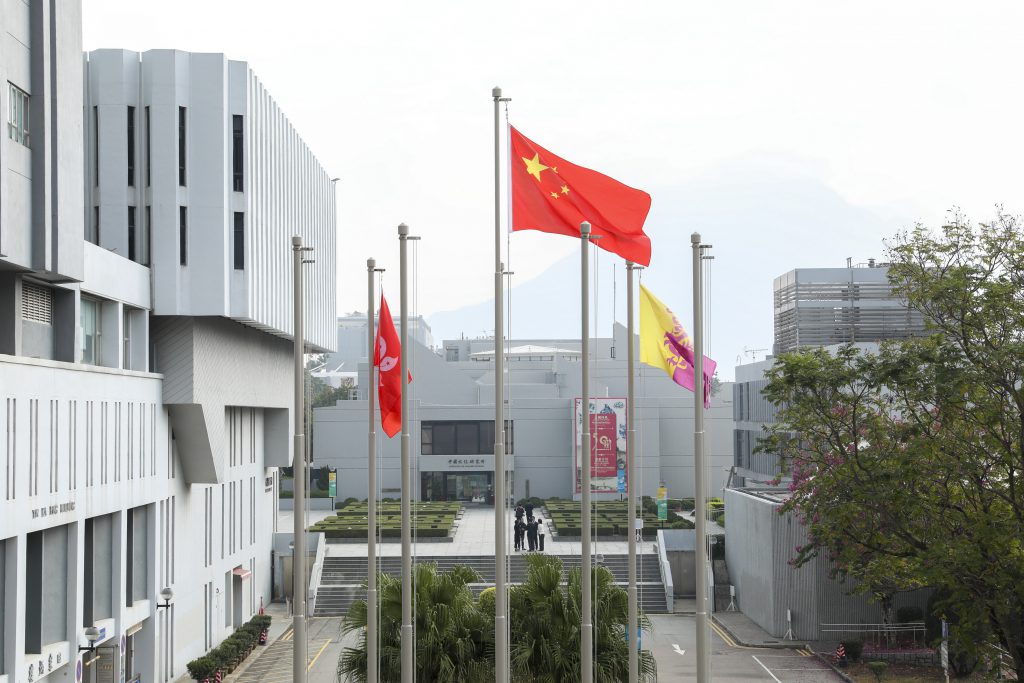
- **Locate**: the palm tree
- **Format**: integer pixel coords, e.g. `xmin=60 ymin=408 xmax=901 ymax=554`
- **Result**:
xmin=338 ymin=563 xmax=494 ymax=683
xmin=509 ymin=554 xmax=657 ymax=682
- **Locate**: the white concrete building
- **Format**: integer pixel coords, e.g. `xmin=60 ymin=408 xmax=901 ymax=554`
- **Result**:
xmin=0 ymin=6 xmax=335 ymax=681
xmin=314 ymin=324 xmax=733 ymax=504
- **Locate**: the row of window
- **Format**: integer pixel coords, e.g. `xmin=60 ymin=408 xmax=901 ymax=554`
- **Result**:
xmin=421 ymin=420 xmax=514 ymax=456
xmin=87 ymin=205 xmax=245 ymax=270
xmin=7 ymin=82 xmax=29 ymax=147
xmin=91 ymin=105 xmax=244 ymax=190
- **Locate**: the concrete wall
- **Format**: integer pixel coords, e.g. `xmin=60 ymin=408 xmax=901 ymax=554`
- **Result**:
xmin=0 ymin=355 xmax=278 ymax=683
xmin=316 ymin=334 xmax=734 ymax=502
xmin=725 ymin=488 xmax=931 ymax=640
xmin=84 ymin=49 xmax=336 ymax=351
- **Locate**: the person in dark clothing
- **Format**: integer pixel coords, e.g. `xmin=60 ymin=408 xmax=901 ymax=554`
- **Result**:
xmin=515 ymin=504 xmax=525 ymax=521
xmin=525 ymin=502 xmax=535 ymax=521
xmin=514 ymin=518 xmax=525 ymax=551
xmin=526 ymin=518 xmax=538 ymax=551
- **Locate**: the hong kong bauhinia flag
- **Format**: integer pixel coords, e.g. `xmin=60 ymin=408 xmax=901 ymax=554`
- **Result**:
xmin=510 ymin=126 xmax=652 ymax=266
xmin=373 ymin=295 xmax=408 ymax=438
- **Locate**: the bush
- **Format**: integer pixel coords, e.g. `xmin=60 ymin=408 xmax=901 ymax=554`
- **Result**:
xmin=842 ymin=639 xmax=864 ymax=662
xmin=867 ymin=661 xmax=888 ymax=681
xmin=896 ymin=605 xmax=923 ymax=623
xmin=186 ymin=656 xmax=217 ymax=681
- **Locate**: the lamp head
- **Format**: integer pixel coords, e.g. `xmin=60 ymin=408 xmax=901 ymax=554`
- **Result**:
xmin=160 ymin=587 xmax=174 ymax=602
xmin=84 ymin=626 xmax=100 ymax=644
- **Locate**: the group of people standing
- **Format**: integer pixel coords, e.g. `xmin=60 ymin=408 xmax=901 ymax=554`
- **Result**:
xmin=513 ymin=502 xmax=544 ymax=552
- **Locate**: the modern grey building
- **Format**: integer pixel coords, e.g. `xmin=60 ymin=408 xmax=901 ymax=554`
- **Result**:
xmin=0 ymin=9 xmax=335 ymax=682
xmin=726 ymin=262 xmax=932 ymax=639
xmin=734 ymin=261 xmax=927 ymax=488
xmin=314 ymin=324 xmax=734 ymax=503
xmin=725 ymin=488 xmax=929 ymax=640
xmin=772 ymin=261 xmax=925 ymax=355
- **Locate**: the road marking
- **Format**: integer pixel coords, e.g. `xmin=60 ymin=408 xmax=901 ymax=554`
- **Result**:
xmin=672 ymin=644 xmax=686 ymax=656
xmin=752 ymin=654 xmax=782 ymax=682
xmin=307 ymin=639 xmax=331 ymax=671
xmin=709 ymin=620 xmax=737 ymax=647
xmin=281 ymin=626 xmax=294 ymax=641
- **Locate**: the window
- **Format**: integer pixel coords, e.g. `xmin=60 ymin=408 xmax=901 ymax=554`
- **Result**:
xmin=179 ymin=207 xmax=187 ymax=266
xmin=93 ymin=106 xmax=98 ymax=182
xmin=127 ymin=106 xmax=135 ymax=186
xmin=232 ymin=115 xmax=243 ymax=191
xmin=128 ymin=207 xmax=137 ymax=262
xmin=145 ymin=206 xmax=152 ymax=265
xmin=233 ymin=212 xmax=244 ymax=269
xmin=421 ymin=421 xmax=513 ymax=455
xmin=123 ymin=309 xmax=131 ymax=370
xmin=177 ymin=106 xmax=186 ymax=186
xmin=21 ymin=283 xmax=53 ymax=324
xmin=87 ymin=207 xmax=99 ymax=245
xmin=7 ymin=83 xmax=29 ymax=147
xmin=81 ymin=298 xmax=100 ymax=365
xmin=144 ymin=107 xmax=151 ymax=187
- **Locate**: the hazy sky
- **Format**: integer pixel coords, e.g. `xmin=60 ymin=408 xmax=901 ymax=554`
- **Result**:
xmin=83 ymin=1 xmax=1024 ymax=375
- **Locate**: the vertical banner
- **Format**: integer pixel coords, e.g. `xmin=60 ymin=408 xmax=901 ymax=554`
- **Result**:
xmin=328 ymin=470 xmax=337 ymax=498
xmin=573 ymin=397 xmax=627 ymax=495
xmin=656 ymin=483 xmax=668 ymax=520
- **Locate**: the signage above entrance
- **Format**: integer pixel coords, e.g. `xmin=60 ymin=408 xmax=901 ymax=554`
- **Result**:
xmin=419 ymin=454 xmax=514 ymax=472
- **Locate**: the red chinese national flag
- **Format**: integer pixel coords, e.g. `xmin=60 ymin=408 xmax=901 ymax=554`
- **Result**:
xmin=373 ymin=295 xmax=409 ymax=438
xmin=510 ymin=126 xmax=652 ymax=266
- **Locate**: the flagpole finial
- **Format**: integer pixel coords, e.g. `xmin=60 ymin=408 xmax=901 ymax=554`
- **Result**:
xmin=581 ymin=221 xmax=591 ymax=238
xmin=398 ymin=223 xmax=409 ymax=237
xmin=367 ymin=257 xmax=376 ymax=269
xmin=691 ymin=232 xmax=701 ymax=245
xmin=492 ymin=86 xmax=502 ymax=98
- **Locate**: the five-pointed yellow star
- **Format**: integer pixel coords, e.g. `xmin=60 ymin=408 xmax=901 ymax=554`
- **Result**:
xmin=561 ymin=185 xmax=570 ymax=195
xmin=522 ymin=153 xmax=549 ymax=182
xmin=550 ymin=191 xmax=560 ymax=199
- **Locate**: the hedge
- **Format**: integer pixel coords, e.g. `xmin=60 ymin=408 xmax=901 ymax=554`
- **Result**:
xmin=186 ymin=614 xmax=272 ymax=681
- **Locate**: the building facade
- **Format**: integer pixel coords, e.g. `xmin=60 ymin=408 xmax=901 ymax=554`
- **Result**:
xmin=314 ymin=324 xmax=734 ymax=503
xmin=734 ymin=262 xmax=927 ymax=488
xmin=0 ymin=8 xmax=335 ymax=681
xmin=772 ymin=262 xmax=925 ymax=355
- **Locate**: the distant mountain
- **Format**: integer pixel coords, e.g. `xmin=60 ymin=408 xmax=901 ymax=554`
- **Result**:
xmin=426 ymin=154 xmax=914 ymax=379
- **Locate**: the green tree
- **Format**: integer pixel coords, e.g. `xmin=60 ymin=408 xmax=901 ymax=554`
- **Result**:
xmin=760 ymin=211 xmax=1024 ymax=678
xmin=338 ymin=564 xmax=493 ymax=683
xmin=509 ymin=554 xmax=657 ymax=682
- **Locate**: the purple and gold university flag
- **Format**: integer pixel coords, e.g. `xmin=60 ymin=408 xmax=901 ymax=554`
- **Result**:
xmin=639 ymin=284 xmax=717 ymax=407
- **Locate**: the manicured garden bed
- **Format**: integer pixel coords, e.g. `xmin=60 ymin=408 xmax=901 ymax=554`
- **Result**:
xmin=310 ymin=501 xmax=462 ymax=540
xmin=544 ymin=499 xmax=695 ymax=539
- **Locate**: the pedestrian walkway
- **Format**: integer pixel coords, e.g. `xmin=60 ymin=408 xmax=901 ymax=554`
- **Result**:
xmin=322 ymin=504 xmax=658 ymax=557
xmin=230 ymin=617 xmax=340 ymax=683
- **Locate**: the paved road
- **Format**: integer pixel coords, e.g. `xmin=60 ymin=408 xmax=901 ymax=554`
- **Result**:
xmin=648 ymin=614 xmax=842 ymax=682
xmin=232 ymin=617 xmax=343 ymax=683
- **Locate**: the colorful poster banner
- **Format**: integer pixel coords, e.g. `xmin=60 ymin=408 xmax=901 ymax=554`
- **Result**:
xmin=573 ymin=397 xmax=627 ymax=495
xmin=328 ymin=470 xmax=337 ymax=497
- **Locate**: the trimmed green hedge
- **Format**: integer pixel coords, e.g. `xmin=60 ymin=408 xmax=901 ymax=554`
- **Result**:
xmin=544 ymin=499 xmax=695 ymax=539
xmin=186 ymin=614 xmax=272 ymax=680
xmin=310 ymin=501 xmax=463 ymax=538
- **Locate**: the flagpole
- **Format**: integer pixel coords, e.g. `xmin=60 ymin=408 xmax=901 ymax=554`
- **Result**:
xmin=492 ymin=85 xmax=509 ymax=683
xmin=692 ymin=232 xmax=710 ymax=683
xmin=398 ymin=223 xmax=414 ymax=683
xmin=291 ymin=235 xmax=310 ymax=683
xmin=366 ymin=257 xmax=380 ymax=683
xmin=626 ymin=260 xmax=639 ymax=683
xmin=580 ymin=221 xmax=593 ymax=683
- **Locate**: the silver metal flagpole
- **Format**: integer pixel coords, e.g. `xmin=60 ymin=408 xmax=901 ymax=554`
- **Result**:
xmin=492 ymin=85 xmax=509 ymax=683
xmin=366 ymin=257 xmax=380 ymax=683
xmin=580 ymin=221 xmax=593 ymax=683
xmin=692 ymin=232 xmax=710 ymax=683
xmin=626 ymin=260 xmax=639 ymax=682
xmin=291 ymin=235 xmax=310 ymax=683
xmin=398 ymin=223 xmax=414 ymax=683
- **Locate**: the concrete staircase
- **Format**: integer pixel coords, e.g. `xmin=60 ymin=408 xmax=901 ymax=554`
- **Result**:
xmin=313 ymin=554 xmax=668 ymax=617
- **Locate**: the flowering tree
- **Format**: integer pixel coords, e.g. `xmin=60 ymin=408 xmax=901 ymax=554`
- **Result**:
xmin=761 ymin=211 xmax=1024 ymax=678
